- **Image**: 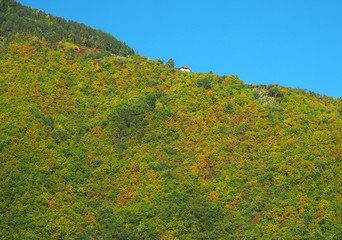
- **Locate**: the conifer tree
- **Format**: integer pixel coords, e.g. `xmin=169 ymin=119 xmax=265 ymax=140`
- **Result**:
xmin=166 ymin=58 xmax=175 ymax=68
xmin=0 ymin=0 xmax=10 ymax=13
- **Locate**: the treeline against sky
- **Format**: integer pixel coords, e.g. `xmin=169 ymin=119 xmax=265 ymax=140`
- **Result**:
xmin=0 ymin=0 xmax=134 ymax=56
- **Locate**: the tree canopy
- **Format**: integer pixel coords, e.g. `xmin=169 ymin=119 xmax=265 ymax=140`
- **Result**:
xmin=0 ymin=1 xmax=341 ymax=238
xmin=0 ymin=0 xmax=134 ymax=56
xmin=0 ymin=35 xmax=341 ymax=239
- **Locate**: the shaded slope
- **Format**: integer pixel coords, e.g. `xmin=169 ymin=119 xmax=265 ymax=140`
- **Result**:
xmin=0 ymin=37 xmax=342 ymax=239
xmin=0 ymin=0 xmax=134 ymax=56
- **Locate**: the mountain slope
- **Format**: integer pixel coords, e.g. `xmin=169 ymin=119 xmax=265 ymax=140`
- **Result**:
xmin=1 ymin=35 xmax=341 ymax=239
xmin=0 ymin=0 xmax=134 ymax=56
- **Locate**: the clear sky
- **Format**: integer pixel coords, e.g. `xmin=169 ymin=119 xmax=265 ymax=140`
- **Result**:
xmin=17 ymin=0 xmax=342 ymax=98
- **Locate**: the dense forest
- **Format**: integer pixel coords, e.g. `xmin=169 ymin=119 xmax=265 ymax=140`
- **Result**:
xmin=1 ymin=35 xmax=341 ymax=239
xmin=1 ymin=1 xmax=342 ymax=239
xmin=0 ymin=0 xmax=134 ymax=56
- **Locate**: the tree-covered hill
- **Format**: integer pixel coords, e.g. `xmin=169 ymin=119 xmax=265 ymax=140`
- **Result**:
xmin=0 ymin=0 xmax=134 ymax=56
xmin=1 ymin=35 xmax=341 ymax=239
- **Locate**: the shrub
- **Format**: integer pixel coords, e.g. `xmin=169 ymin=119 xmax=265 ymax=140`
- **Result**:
xmin=197 ymin=78 xmax=211 ymax=89
xmin=268 ymin=85 xmax=284 ymax=98
xmin=43 ymin=115 xmax=54 ymax=129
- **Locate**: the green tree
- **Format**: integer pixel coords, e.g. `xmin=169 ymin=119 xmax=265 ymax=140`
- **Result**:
xmin=166 ymin=58 xmax=175 ymax=68
xmin=0 ymin=0 xmax=10 ymax=12
xmin=155 ymin=58 xmax=164 ymax=65
xmin=197 ymin=77 xmax=211 ymax=89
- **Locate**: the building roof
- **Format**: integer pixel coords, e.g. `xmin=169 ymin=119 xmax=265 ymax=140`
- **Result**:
xmin=179 ymin=66 xmax=191 ymax=72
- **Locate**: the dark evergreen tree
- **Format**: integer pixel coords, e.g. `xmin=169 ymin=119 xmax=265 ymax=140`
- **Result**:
xmin=166 ymin=58 xmax=175 ymax=68
xmin=0 ymin=0 xmax=10 ymax=13
xmin=0 ymin=0 xmax=134 ymax=56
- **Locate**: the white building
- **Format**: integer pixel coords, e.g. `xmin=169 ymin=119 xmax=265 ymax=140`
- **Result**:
xmin=179 ymin=66 xmax=191 ymax=72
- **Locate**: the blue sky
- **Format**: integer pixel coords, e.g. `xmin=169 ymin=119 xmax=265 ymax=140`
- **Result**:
xmin=18 ymin=0 xmax=342 ymax=98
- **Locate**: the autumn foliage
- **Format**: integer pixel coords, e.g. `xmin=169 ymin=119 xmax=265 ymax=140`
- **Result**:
xmin=0 ymin=35 xmax=341 ymax=239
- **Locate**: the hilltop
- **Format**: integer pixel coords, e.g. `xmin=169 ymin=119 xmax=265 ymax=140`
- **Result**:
xmin=0 ymin=1 xmax=342 ymax=239
xmin=0 ymin=0 xmax=134 ymax=56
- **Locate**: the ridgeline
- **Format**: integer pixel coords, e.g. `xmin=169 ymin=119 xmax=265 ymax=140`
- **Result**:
xmin=0 ymin=1 xmax=341 ymax=239
xmin=0 ymin=0 xmax=134 ymax=56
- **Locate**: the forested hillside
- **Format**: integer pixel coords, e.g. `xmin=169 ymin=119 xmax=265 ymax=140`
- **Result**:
xmin=0 ymin=0 xmax=134 ymax=56
xmin=1 ymin=34 xmax=341 ymax=239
